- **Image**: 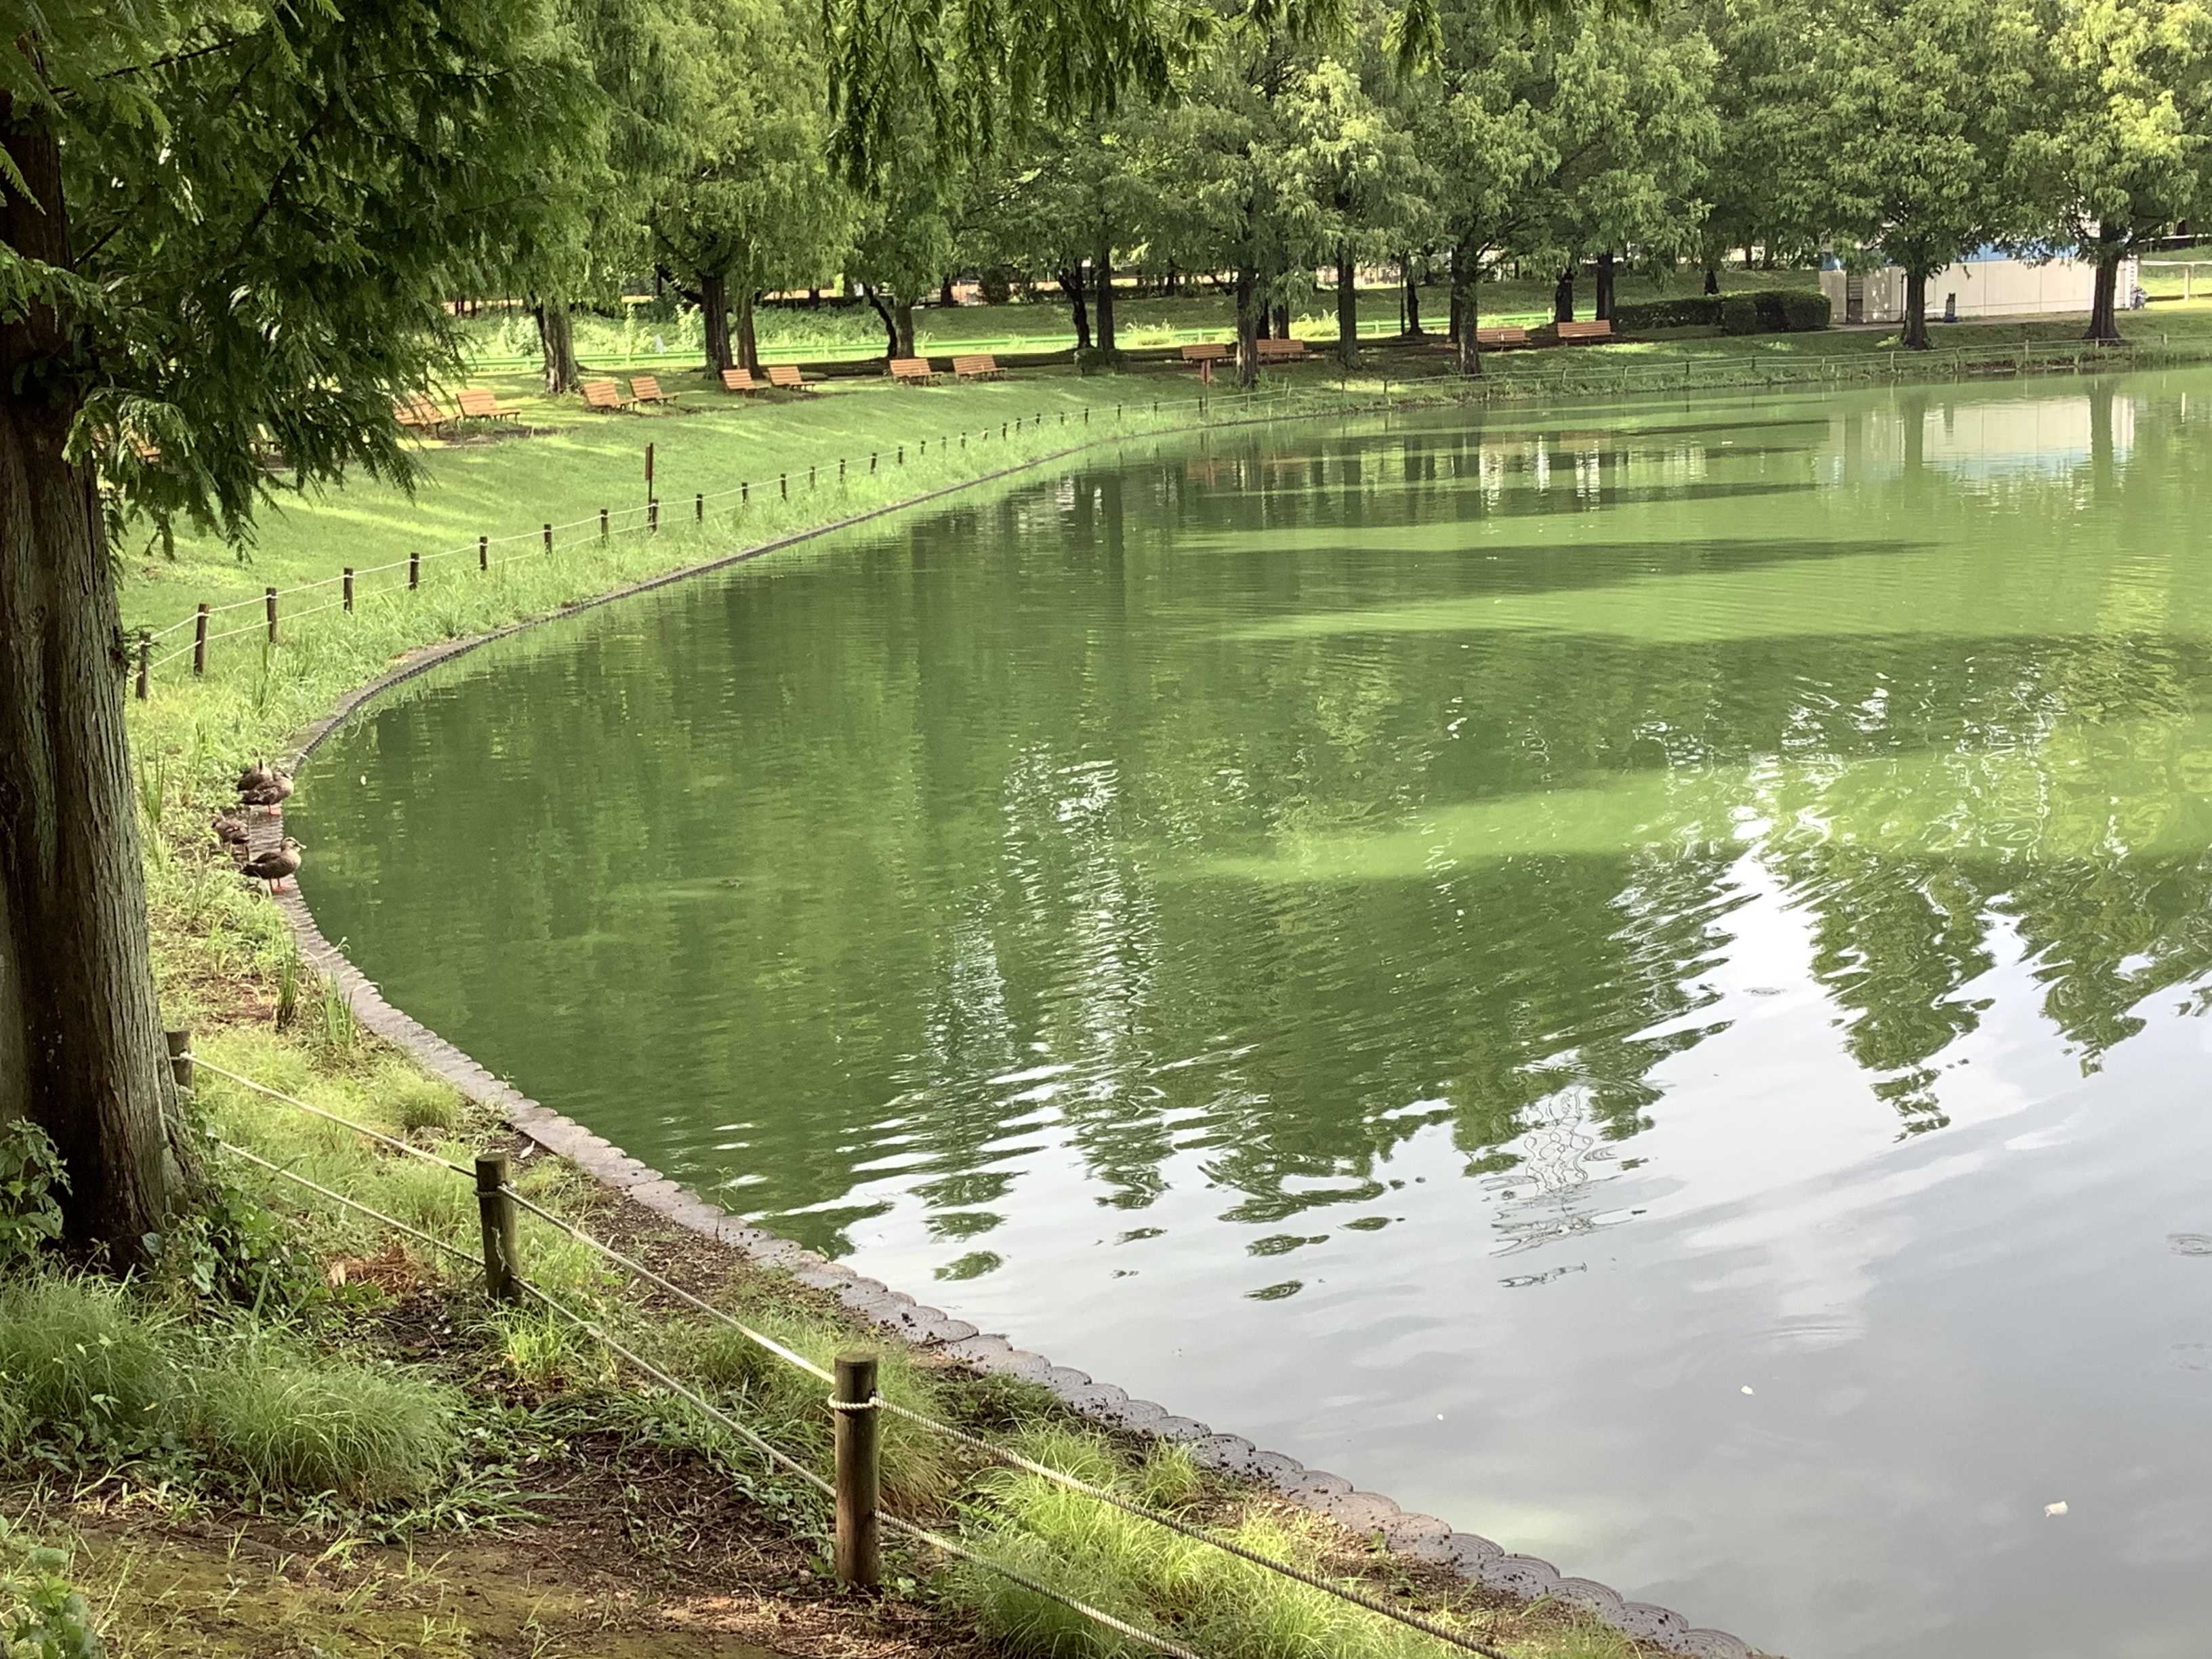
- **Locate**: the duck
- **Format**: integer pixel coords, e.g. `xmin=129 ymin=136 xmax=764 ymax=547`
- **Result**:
xmin=241 ymin=838 xmax=303 ymax=894
xmin=209 ymin=813 xmax=251 ymax=857
xmin=237 ymin=758 xmax=274 ymax=794
xmin=240 ymin=769 xmax=294 ymax=816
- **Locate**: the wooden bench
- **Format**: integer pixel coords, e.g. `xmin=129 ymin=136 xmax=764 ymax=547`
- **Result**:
xmin=720 ymin=367 xmax=763 ymax=394
xmin=1474 ymin=325 xmax=1528 ymax=346
xmin=630 ymin=375 xmax=679 ymax=407
xmin=1552 ymin=319 xmax=1614 ymax=344
xmin=888 ymin=356 xmax=937 ymax=385
xmin=456 ymin=387 xmax=520 ymax=423
xmin=1179 ymin=342 xmax=1231 ymax=363
xmin=1254 ymin=337 xmax=1307 ymax=361
xmin=765 ymin=364 xmax=813 ymax=392
xmin=952 ymin=353 xmax=1004 ymax=381
xmin=581 ymin=377 xmax=630 ymax=412
xmin=394 ymin=394 xmax=449 ymax=434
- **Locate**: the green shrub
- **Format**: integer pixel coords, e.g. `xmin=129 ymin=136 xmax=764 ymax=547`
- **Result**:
xmin=1611 ymin=294 xmax=1721 ymax=330
xmin=0 ymin=1544 xmax=102 ymax=1659
xmin=192 ymin=1349 xmax=458 ymax=1499
xmin=0 ymin=1124 xmax=67 ymax=1271
xmin=1760 ymin=287 xmax=1831 ymax=331
xmin=390 ymin=1078 xmax=459 ymax=1133
xmin=0 ymin=1277 xmax=179 ymax=1453
xmin=1717 ymin=295 xmax=1762 ymax=335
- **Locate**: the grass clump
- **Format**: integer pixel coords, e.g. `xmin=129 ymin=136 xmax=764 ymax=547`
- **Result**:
xmin=0 ymin=1276 xmax=179 ymax=1456
xmin=192 ymin=1346 xmax=457 ymax=1501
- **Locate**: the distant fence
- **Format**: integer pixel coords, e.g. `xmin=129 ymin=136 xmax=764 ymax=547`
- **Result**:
xmin=177 ymin=1038 xmax=1514 ymax=1659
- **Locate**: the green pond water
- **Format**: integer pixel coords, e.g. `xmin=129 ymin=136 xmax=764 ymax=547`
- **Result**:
xmin=295 ymin=373 xmax=2212 ymax=1657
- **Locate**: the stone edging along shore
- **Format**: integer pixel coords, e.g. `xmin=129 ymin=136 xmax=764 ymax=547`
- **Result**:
xmin=267 ymin=426 xmax=1764 ymax=1659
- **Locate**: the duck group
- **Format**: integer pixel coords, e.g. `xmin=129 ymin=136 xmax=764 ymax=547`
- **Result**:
xmin=228 ymin=760 xmax=304 ymax=894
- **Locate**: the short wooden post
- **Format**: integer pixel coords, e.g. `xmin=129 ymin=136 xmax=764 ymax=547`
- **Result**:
xmin=1084 ymin=407 xmax=1090 ymax=424
xmin=832 ymin=1351 xmax=880 ymax=1588
xmin=1001 ymin=422 xmax=1007 ymax=438
xmin=779 ymin=472 xmax=787 ymax=499
xmin=694 ymin=491 xmax=703 ymax=522
xmin=193 ymin=604 xmax=208 ymax=675
xmin=838 ymin=456 xmax=846 ymax=480
xmin=475 ymin=1153 xmax=520 ymax=1303
xmin=265 ymin=586 xmax=279 ymax=642
xmin=649 ymin=497 xmax=659 ymax=533
xmin=897 ymin=445 xmax=903 ymax=466
xmin=870 ymin=451 xmax=878 ymax=472
xmin=165 ymin=1029 xmax=192 ymax=1092
xmin=600 ymin=508 xmax=609 ymax=541
xmin=408 ymin=551 xmax=420 ymax=591
xmin=134 ymin=636 xmax=150 ymax=701
xmin=478 ymin=535 xmax=488 ymax=571
xmin=343 ymin=568 xmax=354 ymax=611
xmin=645 ymin=441 xmax=655 ymax=497
xmin=808 ymin=464 xmax=817 ymax=488
xmin=741 ymin=480 xmax=750 ymax=503
xmin=542 ymin=522 xmax=552 ymax=554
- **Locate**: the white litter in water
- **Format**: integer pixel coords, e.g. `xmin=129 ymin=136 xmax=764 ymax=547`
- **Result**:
xmin=2045 ymin=1501 xmax=2068 ymax=1517
xmin=1740 ymin=1386 xmax=1755 ymax=1395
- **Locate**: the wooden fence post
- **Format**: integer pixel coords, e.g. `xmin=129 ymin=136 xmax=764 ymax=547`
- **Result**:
xmin=135 ymin=636 xmax=150 ymax=701
xmin=780 ymin=473 xmax=787 ymax=498
xmin=475 ymin=1153 xmax=520 ymax=1303
xmin=695 ymin=491 xmax=703 ymax=522
xmin=600 ymin=508 xmax=609 ymax=542
xmin=343 ymin=568 xmax=354 ymax=612
xmin=478 ymin=535 xmax=488 ymax=572
xmin=832 ymin=1351 xmax=881 ymax=1588
xmin=741 ymin=481 xmax=750 ymax=504
xmin=649 ymin=498 xmax=659 ymax=533
xmin=265 ymin=587 xmax=279 ymax=643
xmin=409 ymin=551 xmax=420 ymax=591
xmin=165 ymin=1030 xmax=192 ymax=1092
xmin=193 ymin=605 xmax=208 ymax=676
xmin=543 ymin=522 xmax=553 ymax=554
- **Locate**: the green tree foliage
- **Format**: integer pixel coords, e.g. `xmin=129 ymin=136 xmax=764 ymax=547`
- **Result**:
xmin=2013 ymin=0 xmax=2212 ymax=342
xmin=650 ymin=0 xmax=851 ymax=373
xmin=1807 ymin=0 xmax=2045 ymax=348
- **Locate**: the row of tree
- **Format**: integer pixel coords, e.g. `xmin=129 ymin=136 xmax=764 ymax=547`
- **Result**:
xmin=546 ymin=0 xmax=2212 ymax=401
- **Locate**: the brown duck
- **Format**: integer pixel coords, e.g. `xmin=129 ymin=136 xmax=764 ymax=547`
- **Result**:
xmin=237 ymin=759 xmax=274 ymax=794
xmin=210 ymin=813 xmax=251 ymax=859
xmin=240 ymin=768 xmax=294 ymax=816
xmin=241 ymin=838 xmax=302 ymax=893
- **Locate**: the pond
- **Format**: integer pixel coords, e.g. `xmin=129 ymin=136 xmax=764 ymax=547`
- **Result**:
xmin=294 ymin=371 xmax=2212 ymax=1658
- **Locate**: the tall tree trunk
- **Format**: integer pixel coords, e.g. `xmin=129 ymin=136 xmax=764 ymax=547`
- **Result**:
xmin=699 ymin=270 xmax=733 ymax=373
xmin=1401 ymin=254 xmax=1422 ymax=336
xmin=894 ymin=300 xmax=917 ymax=360
xmin=865 ymin=286 xmax=899 ymax=359
xmin=1235 ymin=265 xmax=1261 ymax=387
xmin=1453 ymin=239 xmax=1483 ymax=379
xmin=0 ymin=102 xmax=188 ymax=1259
xmin=736 ymin=290 xmax=760 ymax=374
xmin=1094 ymin=230 xmax=1117 ymax=354
xmin=1554 ymin=266 xmax=1576 ymax=323
xmin=1059 ymin=266 xmax=1092 ymax=351
xmin=535 ymin=301 xmax=580 ymax=394
xmin=1271 ymin=299 xmax=1290 ymax=339
xmin=1336 ymin=245 xmax=1359 ymax=369
xmin=1703 ymin=264 xmax=1719 ymax=295
xmin=2085 ymin=225 xmax=2125 ymax=344
xmin=1595 ymin=251 xmax=1616 ymax=321
xmin=940 ymin=275 xmax=956 ymax=308
xmin=1902 ymin=268 xmax=1930 ymax=350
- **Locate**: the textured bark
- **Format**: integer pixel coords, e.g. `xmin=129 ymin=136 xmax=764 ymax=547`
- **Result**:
xmin=1058 ymin=266 xmax=1092 ymax=351
xmin=1703 ymin=264 xmax=1720 ymax=295
xmin=1553 ymin=266 xmax=1576 ymax=322
xmin=1595 ymin=251 xmax=1616 ymax=321
xmin=1902 ymin=269 xmax=1930 ymax=350
xmin=1093 ymin=232 xmax=1116 ymax=354
xmin=736 ymin=291 xmax=760 ymax=374
xmin=1336 ymin=246 xmax=1358 ymax=369
xmin=535 ymin=302 xmax=580 ymax=393
xmin=0 ymin=101 xmax=186 ymax=1257
xmin=1400 ymin=254 xmax=1422 ymax=336
xmin=893 ymin=300 xmax=916 ymax=359
xmin=1271 ymin=300 xmax=1289 ymax=338
xmin=2085 ymin=226 xmax=2124 ymax=344
xmin=1235 ymin=265 xmax=1260 ymax=386
xmin=699 ymin=270 xmax=733 ymax=373
xmin=1452 ymin=242 xmax=1483 ymax=379
xmin=865 ymin=287 xmax=898 ymax=359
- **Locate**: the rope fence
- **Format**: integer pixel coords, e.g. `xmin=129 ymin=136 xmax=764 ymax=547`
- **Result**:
xmin=176 ymin=1037 xmax=1509 ymax=1659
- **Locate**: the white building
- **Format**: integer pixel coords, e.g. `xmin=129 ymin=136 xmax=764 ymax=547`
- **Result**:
xmin=1819 ymin=246 xmax=2141 ymax=324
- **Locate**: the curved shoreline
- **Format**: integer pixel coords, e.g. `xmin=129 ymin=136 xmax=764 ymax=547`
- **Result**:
xmin=272 ymin=429 xmax=1764 ymax=1659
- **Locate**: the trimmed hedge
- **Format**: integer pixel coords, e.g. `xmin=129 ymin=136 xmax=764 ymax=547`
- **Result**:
xmin=1612 ymin=288 xmax=1830 ymax=335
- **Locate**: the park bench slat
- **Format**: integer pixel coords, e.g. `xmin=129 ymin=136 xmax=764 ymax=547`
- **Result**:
xmin=1179 ymin=342 xmax=1231 ymax=363
xmin=766 ymin=365 xmax=814 ymax=391
xmin=888 ymin=356 xmax=938 ymax=385
xmin=630 ymin=375 xmax=679 ymax=405
xmin=581 ymin=377 xmax=630 ymax=411
xmin=951 ymin=353 xmax=1004 ymax=380
xmin=720 ymin=367 xmax=763 ymax=394
xmin=456 ymin=387 xmax=519 ymax=422
xmin=1474 ymin=325 xmax=1528 ymax=346
xmin=1253 ymin=337 xmax=1307 ymax=360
